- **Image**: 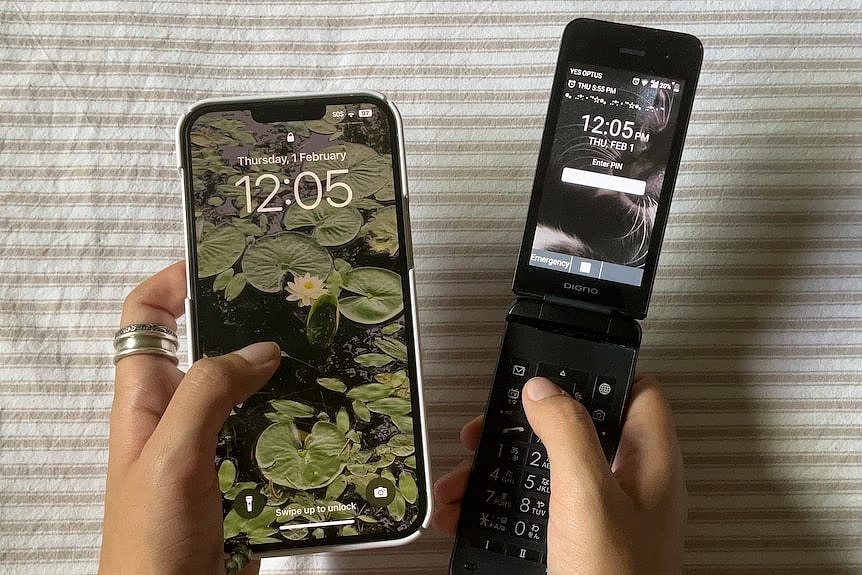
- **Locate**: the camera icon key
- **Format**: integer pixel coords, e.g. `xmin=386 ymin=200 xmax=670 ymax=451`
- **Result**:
xmin=366 ymin=477 xmax=396 ymax=507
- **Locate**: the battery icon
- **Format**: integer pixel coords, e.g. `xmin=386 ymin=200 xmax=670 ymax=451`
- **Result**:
xmin=358 ymin=108 xmax=372 ymax=118
xmin=672 ymin=83 xmax=680 ymax=92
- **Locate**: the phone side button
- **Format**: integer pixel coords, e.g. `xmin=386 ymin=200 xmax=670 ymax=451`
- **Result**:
xmin=505 ymin=544 xmax=541 ymax=562
xmin=470 ymin=537 xmax=506 ymax=554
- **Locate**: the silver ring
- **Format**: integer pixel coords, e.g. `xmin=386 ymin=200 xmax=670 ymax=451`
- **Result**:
xmin=113 ymin=324 xmax=179 ymax=365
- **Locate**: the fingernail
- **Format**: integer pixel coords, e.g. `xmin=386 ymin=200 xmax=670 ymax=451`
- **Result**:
xmin=234 ymin=341 xmax=280 ymax=365
xmin=525 ymin=377 xmax=563 ymax=401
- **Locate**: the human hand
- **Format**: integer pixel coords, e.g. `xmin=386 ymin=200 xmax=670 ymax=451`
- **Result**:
xmin=98 ymin=262 xmax=280 ymax=575
xmin=432 ymin=375 xmax=687 ymax=575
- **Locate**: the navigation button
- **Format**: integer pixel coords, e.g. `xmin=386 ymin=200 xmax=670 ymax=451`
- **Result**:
xmin=593 ymin=375 xmax=616 ymax=402
xmin=536 ymin=363 xmax=589 ymax=399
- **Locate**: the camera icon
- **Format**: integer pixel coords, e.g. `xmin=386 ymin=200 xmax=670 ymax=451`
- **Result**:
xmin=373 ymin=486 xmax=389 ymax=499
xmin=366 ymin=478 xmax=397 ymax=507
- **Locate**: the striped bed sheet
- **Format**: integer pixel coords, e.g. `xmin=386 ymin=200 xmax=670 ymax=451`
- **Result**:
xmin=0 ymin=2 xmax=860 ymax=573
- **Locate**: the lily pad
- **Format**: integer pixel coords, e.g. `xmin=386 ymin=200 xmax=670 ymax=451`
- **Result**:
xmin=197 ymin=224 xmax=246 ymax=278
xmin=224 ymin=481 xmax=257 ymax=501
xmin=232 ymin=217 xmax=266 ymax=238
xmin=217 ymin=459 xmax=236 ymax=493
xmin=388 ymin=492 xmax=406 ymax=521
xmin=362 ymin=206 xmax=399 ymax=255
xmin=256 ymin=421 xmax=349 ymax=490
xmin=388 ymin=433 xmax=415 ymax=456
xmin=336 ymin=407 xmax=350 ymax=433
xmin=224 ymin=272 xmax=247 ymax=301
xmin=352 ymin=400 xmax=371 ymax=422
xmin=354 ymin=353 xmax=393 ymax=368
xmin=382 ymin=323 xmax=403 ymax=335
xmin=223 ymin=505 xmax=277 ymax=541
xmin=283 ymin=202 xmax=362 ymax=247
xmin=375 ymin=370 xmax=409 ymax=389
xmin=306 ymin=293 xmax=339 ymax=347
xmin=347 ymin=383 xmax=394 ymax=402
xmin=367 ymin=397 xmax=412 ymax=416
xmin=306 ymin=120 xmax=338 ymax=134
xmin=286 ymin=122 xmax=310 ymax=137
xmin=390 ymin=414 xmax=414 ymax=434
xmin=325 ymin=475 xmax=348 ymax=501
xmin=339 ymin=267 xmax=403 ymax=325
xmin=213 ymin=268 xmax=234 ymax=291
xmin=374 ymin=336 xmax=408 ymax=362
xmin=399 ymin=472 xmax=418 ymax=504
xmin=242 ymin=232 xmax=332 ymax=293
xmin=317 ymin=377 xmax=347 ymax=393
xmin=303 ymin=143 xmax=393 ymax=201
xmin=270 ymin=400 xmax=316 ymax=420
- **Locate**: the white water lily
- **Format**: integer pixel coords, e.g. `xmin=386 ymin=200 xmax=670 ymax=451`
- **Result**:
xmin=285 ymin=273 xmax=327 ymax=307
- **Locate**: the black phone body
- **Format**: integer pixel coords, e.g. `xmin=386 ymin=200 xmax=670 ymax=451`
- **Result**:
xmin=177 ymin=92 xmax=431 ymax=557
xmin=451 ymin=19 xmax=702 ymax=574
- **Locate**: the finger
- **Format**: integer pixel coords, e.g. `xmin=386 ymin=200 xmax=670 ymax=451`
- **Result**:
xmin=430 ymin=502 xmax=462 ymax=536
xmin=238 ymin=559 xmax=260 ymax=575
xmin=434 ymin=459 xmax=472 ymax=505
xmin=109 ymin=261 xmax=187 ymax=465
xmin=144 ymin=342 xmax=281 ymax=471
xmin=460 ymin=415 xmax=484 ymax=452
xmin=612 ymin=374 xmax=686 ymax=508
xmin=522 ymin=377 xmax=613 ymax=494
xmin=118 ymin=260 xmax=186 ymax=333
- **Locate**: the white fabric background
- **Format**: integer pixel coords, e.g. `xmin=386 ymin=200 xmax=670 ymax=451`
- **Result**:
xmin=1 ymin=2 xmax=860 ymax=573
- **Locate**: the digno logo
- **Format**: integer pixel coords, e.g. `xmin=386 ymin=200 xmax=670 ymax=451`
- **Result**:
xmin=563 ymin=282 xmax=599 ymax=295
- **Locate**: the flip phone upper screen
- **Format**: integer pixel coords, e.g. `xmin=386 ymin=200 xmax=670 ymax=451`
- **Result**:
xmin=528 ymin=63 xmax=686 ymax=287
xmin=184 ymin=101 xmax=424 ymax=551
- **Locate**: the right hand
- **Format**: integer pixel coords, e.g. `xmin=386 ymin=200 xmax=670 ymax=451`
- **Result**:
xmin=433 ymin=375 xmax=687 ymax=575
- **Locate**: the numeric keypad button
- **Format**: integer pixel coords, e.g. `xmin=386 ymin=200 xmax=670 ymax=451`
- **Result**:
xmin=526 ymin=446 xmax=550 ymax=471
xmin=510 ymin=518 xmax=546 ymax=543
xmin=494 ymin=441 xmax=528 ymax=466
xmin=483 ymin=488 xmax=514 ymax=511
xmin=486 ymin=465 xmax=518 ymax=487
xmin=517 ymin=495 xmax=549 ymax=519
xmin=477 ymin=510 xmax=509 ymax=533
xmin=522 ymin=472 xmax=551 ymax=496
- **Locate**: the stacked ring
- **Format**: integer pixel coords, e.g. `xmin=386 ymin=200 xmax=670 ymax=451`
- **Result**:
xmin=113 ymin=323 xmax=179 ymax=364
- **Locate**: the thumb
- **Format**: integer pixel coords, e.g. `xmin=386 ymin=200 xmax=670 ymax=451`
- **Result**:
xmin=522 ymin=377 xmax=613 ymax=494
xmin=149 ymin=341 xmax=281 ymax=456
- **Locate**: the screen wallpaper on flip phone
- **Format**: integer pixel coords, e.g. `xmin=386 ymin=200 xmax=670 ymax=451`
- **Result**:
xmin=188 ymin=103 xmax=421 ymax=549
xmin=529 ymin=63 xmax=685 ymax=287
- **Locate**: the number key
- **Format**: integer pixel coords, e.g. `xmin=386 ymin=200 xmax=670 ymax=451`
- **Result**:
xmin=522 ymin=472 xmax=550 ymax=496
xmin=495 ymin=441 xmax=528 ymax=465
xmin=483 ymin=488 xmax=514 ymax=511
xmin=511 ymin=518 xmax=546 ymax=543
xmin=526 ymin=445 xmax=550 ymax=470
xmin=518 ymin=495 xmax=549 ymax=519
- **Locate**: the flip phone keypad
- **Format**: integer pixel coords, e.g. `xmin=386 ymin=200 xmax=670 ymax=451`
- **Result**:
xmin=467 ymin=356 xmax=620 ymax=566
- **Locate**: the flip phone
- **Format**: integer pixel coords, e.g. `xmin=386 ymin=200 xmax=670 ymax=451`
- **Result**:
xmin=450 ymin=19 xmax=702 ymax=574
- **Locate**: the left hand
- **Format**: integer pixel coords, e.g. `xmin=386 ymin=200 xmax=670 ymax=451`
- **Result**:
xmin=98 ymin=262 xmax=280 ymax=575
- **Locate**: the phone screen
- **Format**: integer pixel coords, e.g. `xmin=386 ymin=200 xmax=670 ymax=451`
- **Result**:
xmin=184 ymin=99 xmax=424 ymax=551
xmin=528 ymin=62 xmax=685 ymax=287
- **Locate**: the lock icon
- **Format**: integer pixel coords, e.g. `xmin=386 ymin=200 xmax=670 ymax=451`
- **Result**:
xmin=286 ymin=132 xmax=295 ymax=143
